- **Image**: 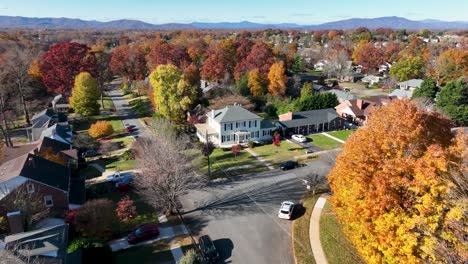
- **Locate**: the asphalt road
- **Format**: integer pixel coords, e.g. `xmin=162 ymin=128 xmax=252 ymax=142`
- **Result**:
xmin=180 ymin=159 xmax=333 ymax=264
xmin=107 ymin=80 xmax=149 ymax=137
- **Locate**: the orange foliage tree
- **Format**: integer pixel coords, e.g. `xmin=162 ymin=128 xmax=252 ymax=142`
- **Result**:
xmin=88 ymin=121 xmax=114 ymax=138
xmin=352 ymin=41 xmax=385 ymax=73
xmin=328 ymin=100 xmax=467 ymax=263
xmin=267 ymin=61 xmax=287 ymax=97
xmin=436 ymin=49 xmax=468 ymax=85
xmin=38 ymin=147 xmax=66 ymax=166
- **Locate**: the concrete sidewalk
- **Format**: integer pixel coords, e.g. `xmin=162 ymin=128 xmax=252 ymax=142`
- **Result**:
xmin=309 ymin=194 xmax=329 ymax=264
xmin=244 ymin=148 xmax=275 ymax=170
xmin=321 ymin=132 xmax=345 ymax=144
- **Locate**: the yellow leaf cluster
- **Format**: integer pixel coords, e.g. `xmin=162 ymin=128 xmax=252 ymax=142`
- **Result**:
xmin=88 ymin=121 xmax=114 ymax=139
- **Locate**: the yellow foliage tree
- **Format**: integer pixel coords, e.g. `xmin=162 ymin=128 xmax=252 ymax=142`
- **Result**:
xmin=69 ymin=72 xmax=100 ymax=117
xmin=436 ymin=49 xmax=468 ymax=85
xmin=247 ymin=68 xmax=266 ymax=97
xmin=267 ymin=61 xmax=287 ymax=97
xmin=328 ymin=100 xmax=467 ymax=263
xmin=38 ymin=147 xmax=66 ymax=166
xmin=88 ymin=121 xmax=114 ymax=139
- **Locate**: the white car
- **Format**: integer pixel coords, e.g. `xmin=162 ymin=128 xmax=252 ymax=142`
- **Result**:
xmin=278 ymin=201 xmax=295 ymax=219
xmin=106 ymin=171 xmax=122 ymax=182
xmin=291 ymin=134 xmax=307 ymax=143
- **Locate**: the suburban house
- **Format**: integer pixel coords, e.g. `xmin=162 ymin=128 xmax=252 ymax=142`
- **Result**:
xmin=378 ymin=62 xmax=392 ymax=74
xmin=2 ymin=137 xmax=78 ymax=169
xmin=2 ymin=224 xmax=68 ymax=263
xmin=335 ymin=96 xmax=397 ymax=125
xmin=41 ymin=124 xmax=73 ymax=145
xmin=325 ymin=89 xmax=358 ymax=103
xmin=50 ymin=94 xmax=70 ymax=113
xmin=340 ymin=72 xmax=365 ymax=83
xmin=0 ymin=153 xmax=72 ymax=220
xmin=389 ymin=88 xmax=414 ymax=99
xmin=398 ymin=79 xmax=423 ymax=90
xmin=361 ymin=75 xmax=384 ymax=86
xmin=195 ymin=104 xmax=276 ymax=147
xmin=275 ymin=108 xmax=345 ymax=135
xmin=313 ymin=60 xmax=328 ymax=70
xmin=28 ymin=109 xmax=68 ymax=142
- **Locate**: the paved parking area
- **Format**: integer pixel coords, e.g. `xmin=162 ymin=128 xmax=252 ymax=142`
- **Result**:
xmin=180 ymin=159 xmax=332 ymax=264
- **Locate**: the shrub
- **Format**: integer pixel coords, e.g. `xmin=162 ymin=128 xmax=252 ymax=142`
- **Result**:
xmin=247 ymin=141 xmax=255 ymax=148
xmin=67 ymin=237 xmax=104 ymax=253
xmin=88 ymin=121 xmax=114 ymax=138
xmin=73 ymin=199 xmax=116 ymax=240
xmin=179 ymin=249 xmax=201 ymax=264
xmin=121 ymin=149 xmax=135 ymax=161
xmin=116 ymin=196 xmax=137 ymax=222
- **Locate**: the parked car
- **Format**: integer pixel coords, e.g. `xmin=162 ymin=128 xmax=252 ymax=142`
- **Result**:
xmin=83 ymin=150 xmax=99 ymax=157
xmin=106 ymin=171 xmax=122 ymax=182
xmin=278 ymin=201 xmax=295 ymax=219
xmin=279 ymin=160 xmax=298 ymax=170
xmin=127 ymin=224 xmax=159 ymax=244
xmin=115 ymin=175 xmax=134 ymax=188
xmin=291 ymin=134 xmax=307 ymax=142
xmin=199 ymin=235 xmax=220 ymax=264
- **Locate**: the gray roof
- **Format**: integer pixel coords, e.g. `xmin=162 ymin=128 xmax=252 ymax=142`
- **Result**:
xmin=5 ymin=224 xmax=68 ymax=264
xmin=260 ymin=119 xmax=276 ymax=129
xmin=211 ymin=105 xmax=261 ymax=123
xmin=41 ymin=124 xmax=72 ymax=144
xmin=389 ymin=89 xmax=413 ymax=98
xmin=398 ymin=79 xmax=423 ymax=88
xmin=277 ymin=108 xmax=342 ymax=128
xmin=326 ymin=89 xmax=358 ymax=101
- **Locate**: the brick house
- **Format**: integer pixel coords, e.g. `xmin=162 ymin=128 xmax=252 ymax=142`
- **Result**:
xmin=335 ymin=95 xmax=397 ymax=125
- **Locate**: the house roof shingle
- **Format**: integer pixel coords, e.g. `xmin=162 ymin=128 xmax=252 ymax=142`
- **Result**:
xmin=277 ymin=108 xmax=342 ymax=128
xmin=211 ymin=105 xmax=261 ymax=123
xmin=398 ymin=79 xmax=423 ymax=88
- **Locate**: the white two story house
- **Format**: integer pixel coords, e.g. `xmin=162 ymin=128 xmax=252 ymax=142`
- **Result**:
xmin=195 ymin=104 xmax=276 ymax=147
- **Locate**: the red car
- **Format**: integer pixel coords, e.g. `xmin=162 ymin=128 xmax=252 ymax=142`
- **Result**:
xmin=127 ymin=224 xmax=159 ymax=244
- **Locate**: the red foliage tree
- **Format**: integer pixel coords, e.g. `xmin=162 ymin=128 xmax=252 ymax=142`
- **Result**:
xmin=40 ymin=42 xmax=96 ymax=95
xmin=146 ymin=40 xmax=191 ymax=70
xmin=235 ymin=41 xmax=275 ymax=79
xmin=231 ymin=144 xmax=241 ymax=159
xmin=201 ymin=40 xmax=237 ymax=81
xmin=116 ymin=196 xmax=137 ymax=222
xmin=110 ymin=44 xmax=146 ymax=82
xmin=273 ymin=131 xmax=281 ymax=147
xmin=352 ymin=41 xmax=385 ymax=73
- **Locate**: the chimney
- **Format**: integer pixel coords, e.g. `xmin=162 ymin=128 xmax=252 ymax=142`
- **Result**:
xmin=356 ymin=99 xmax=363 ymax=109
xmin=28 ymin=156 xmax=36 ymax=168
xmin=211 ymin=109 xmax=215 ymax=119
xmin=7 ymin=211 xmax=23 ymax=234
xmin=279 ymin=111 xmax=294 ymax=121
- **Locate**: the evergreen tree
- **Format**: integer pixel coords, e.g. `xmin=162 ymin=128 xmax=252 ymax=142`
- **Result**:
xmin=413 ymin=78 xmax=438 ymax=99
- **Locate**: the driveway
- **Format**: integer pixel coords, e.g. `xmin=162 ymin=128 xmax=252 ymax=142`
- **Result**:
xmin=289 ymin=138 xmax=321 ymax=153
xmin=180 ymin=159 xmax=332 ymax=264
xmin=107 ymin=80 xmax=149 ymax=137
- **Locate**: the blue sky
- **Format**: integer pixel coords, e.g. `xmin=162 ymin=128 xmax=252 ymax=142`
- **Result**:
xmin=0 ymin=0 xmax=467 ymax=24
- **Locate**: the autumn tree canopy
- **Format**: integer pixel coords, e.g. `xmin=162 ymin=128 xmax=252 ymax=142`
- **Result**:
xmin=267 ymin=61 xmax=287 ymax=97
xmin=69 ymin=72 xmax=100 ymax=117
xmin=201 ymin=39 xmax=237 ymax=81
xmin=146 ymin=41 xmax=191 ymax=70
xmin=389 ymin=56 xmax=425 ymax=81
xmin=328 ymin=100 xmax=467 ymax=263
xmin=40 ymin=42 xmax=96 ymax=95
xmin=352 ymin=41 xmax=385 ymax=73
xmin=247 ymin=68 xmax=266 ymax=97
xmin=109 ymin=44 xmax=146 ymax=83
xmin=435 ymin=49 xmax=468 ymax=85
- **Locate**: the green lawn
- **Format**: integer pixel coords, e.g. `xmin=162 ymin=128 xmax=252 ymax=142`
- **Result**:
xmin=200 ymin=148 xmax=267 ymax=179
xmin=293 ymin=191 xmax=319 ymax=264
xmin=96 ymin=158 xmax=137 ymax=171
xmin=79 ymin=166 xmax=102 ymax=179
xmin=307 ymin=134 xmax=343 ymax=150
xmin=112 ymin=240 xmax=173 ymax=264
xmin=320 ymin=202 xmax=364 ymax=264
xmin=72 ymin=115 xmax=124 ymax=133
xmin=326 ymin=130 xmax=355 ymax=141
xmin=100 ymin=96 xmax=115 ymax=111
xmin=252 ymin=140 xmax=307 ymax=163
xmin=111 ymin=136 xmax=134 ymax=148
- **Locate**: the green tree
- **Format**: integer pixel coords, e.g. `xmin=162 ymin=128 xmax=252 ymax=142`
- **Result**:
xmin=150 ymin=64 xmax=198 ymax=122
xmin=389 ymin=56 xmax=425 ymax=81
xmin=291 ymin=55 xmax=305 ymax=73
xmin=235 ymin=73 xmax=251 ymax=96
xmin=69 ymin=72 xmax=100 ymax=116
xmin=295 ymin=93 xmax=339 ymax=111
xmin=179 ymin=249 xmax=201 ymax=264
xmin=436 ymin=79 xmax=468 ymax=124
xmin=300 ymin=82 xmax=313 ymax=98
xmin=412 ymin=78 xmax=438 ymax=99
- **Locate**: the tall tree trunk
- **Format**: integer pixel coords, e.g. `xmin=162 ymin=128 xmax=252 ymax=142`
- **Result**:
xmin=19 ymin=91 xmax=31 ymax=126
xmin=207 ymin=155 xmax=211 ymax=178
xmin=0 ymin=95 xmax=13 ymax=147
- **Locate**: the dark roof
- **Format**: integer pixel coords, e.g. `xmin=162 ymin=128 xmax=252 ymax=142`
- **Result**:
xmin=260 ymin=119 xmax=276 ymax=129
xmin=38 ymin=137 xmax=71 ymax=153
xmin=20 ymin=154 xmax=70 ymax=192
xmin=41 ymin=124 xmax=72 ymax=144
xmin=5 ymin=224 xmax=68 ymax=264
xmin=277 ymin=108 xmax=342 ymax=128
xmin=69 ymin=177 xmax=85 ymax=205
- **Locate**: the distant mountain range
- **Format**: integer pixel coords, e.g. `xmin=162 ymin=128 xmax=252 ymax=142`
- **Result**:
xmin=0 ymin=16 xmax=466 ymax=30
